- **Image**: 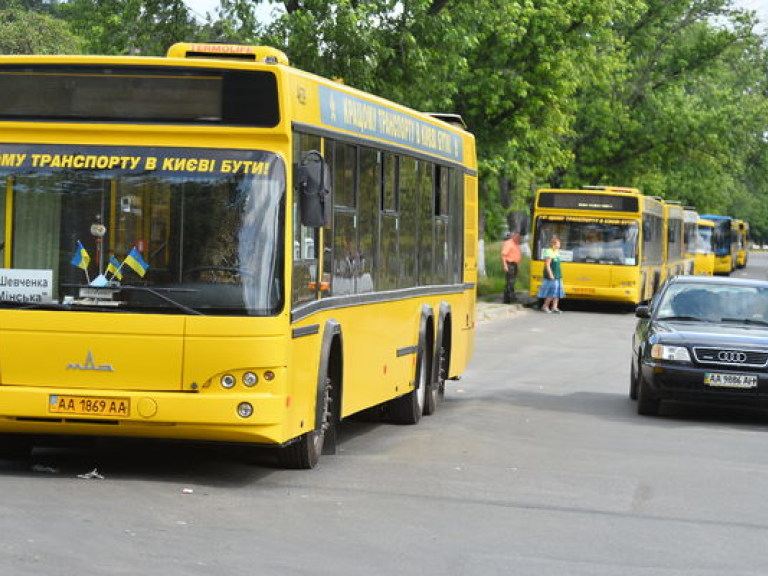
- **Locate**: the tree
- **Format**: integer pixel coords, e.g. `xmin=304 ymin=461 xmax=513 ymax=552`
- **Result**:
xmin=0 ymin=6 xmax=82 ymax=54
xmin=561 ymin=0 xmax=768 ymax=213
xmin=58 ymin=0 xmax=202 ymax=55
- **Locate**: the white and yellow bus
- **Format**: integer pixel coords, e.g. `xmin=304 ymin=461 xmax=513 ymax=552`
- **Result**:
xmin=529 ymin=186 xmax=665 ymax=304
xmin=699 ymin=214 xmax=737 ymax=274
xmin=734 ymin=219 xmax=750 ymax=269
xmin=663 ymin=200 xmax=688 ymax=279
xmin=694 ymin=218 xmax=715 ymax=276
xmin=682 ymin=206 xmax=699 ymax=275
xmin=0 ymin=43 xmax=478 ymax=468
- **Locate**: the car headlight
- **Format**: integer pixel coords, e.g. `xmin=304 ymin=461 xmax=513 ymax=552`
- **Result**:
xmin=651 ymin=344 xmax=691 ymax=362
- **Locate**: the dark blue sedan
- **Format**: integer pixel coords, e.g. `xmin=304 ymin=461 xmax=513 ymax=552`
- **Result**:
xmin=631 ymin=275 xmax=768 ymax=415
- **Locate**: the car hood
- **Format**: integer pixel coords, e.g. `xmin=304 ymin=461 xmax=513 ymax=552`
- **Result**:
xmin=653 ymin=320 xmax=768 ymax=347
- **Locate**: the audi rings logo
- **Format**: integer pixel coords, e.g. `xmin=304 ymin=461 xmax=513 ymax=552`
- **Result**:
xmin=718 ymin=351 xmax=747 ymax=363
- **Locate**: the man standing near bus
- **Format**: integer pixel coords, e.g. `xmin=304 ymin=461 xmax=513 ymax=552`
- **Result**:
xmin=501 ymin=232 xmax=522 ymax=304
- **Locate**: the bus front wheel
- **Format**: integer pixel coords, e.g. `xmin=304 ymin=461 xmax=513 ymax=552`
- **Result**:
xmin=278 ymin=376 xmax=334 ymax=469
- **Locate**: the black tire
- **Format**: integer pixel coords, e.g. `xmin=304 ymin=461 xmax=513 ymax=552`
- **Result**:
xmin=637 ymin=376 xmax=661 ymax=416
xmin=629 ymin=357 xmax=639 ymax=400
xmin=425 ymin=339 xmax=447 ymax=414
xmin=423 ymin=341 xmax=440 ymax=416
xmin=278 ymin=376 xmax=334 ymax=469
xmin=389 ymin=342 xmax=428 ymax=425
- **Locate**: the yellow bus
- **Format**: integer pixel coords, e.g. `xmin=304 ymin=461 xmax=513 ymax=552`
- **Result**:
xmin=682 ymin=206 xmax=699 ymax=275
xmin=699 ymin=214 xmax=736 ymax=274
xmin=663 ymin=200 xmax=687 ymax=279
xmin=694 ymin=218 xmax=715 ymax=276
xmin=0 ymin=42 xmax=478 ymax=468
xmin=529 ymin=186 xmax=665 ymax=305
xmin=734 ymin=219 xmax=749 ymax=269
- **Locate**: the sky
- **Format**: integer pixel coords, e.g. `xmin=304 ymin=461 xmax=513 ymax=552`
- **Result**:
xmin=737 ymin=0 xmax=768 ymax=26
xmin=183 ymin=1 xmax=768 ymax=28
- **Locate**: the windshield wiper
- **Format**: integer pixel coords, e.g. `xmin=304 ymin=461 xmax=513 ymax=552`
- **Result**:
xmin=118 ymin=286 xmax=204 ymax=315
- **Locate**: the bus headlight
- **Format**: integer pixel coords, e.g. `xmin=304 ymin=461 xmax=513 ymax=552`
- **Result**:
xmin=220 ymin=374 xmax=236 ymax=389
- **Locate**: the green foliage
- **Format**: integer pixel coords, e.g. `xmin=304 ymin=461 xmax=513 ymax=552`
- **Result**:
xmin=0 ymin=6 xmax=81 ymax=54
xmin=58 ymin=0 xmax=201 ymax=55
xmin=5 ymin=0 xmax=768 ymax=242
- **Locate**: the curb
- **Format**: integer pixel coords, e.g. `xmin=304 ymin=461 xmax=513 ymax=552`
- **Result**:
xmin=476 ymin=301 xmax=526 ymax=323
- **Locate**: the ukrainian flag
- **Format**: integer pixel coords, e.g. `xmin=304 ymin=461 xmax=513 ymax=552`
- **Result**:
xmin=70 ymin=241 xmax=91 ymax=270
xmin=106 ymin=256 xmax=123 ymax=280
xmin=124 ymin=247 xmax=149 ymax=277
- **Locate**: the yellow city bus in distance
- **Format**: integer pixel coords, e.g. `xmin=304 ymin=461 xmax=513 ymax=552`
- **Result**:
xmin=529 ymin=186 xmax=664 ymax=305
xmin=682 ymin=207 xmax=699 ymax=275
xmin=0 ymin=42 xmax=478 ymax=468
xmin=734 ymin=219 xmax=749 ymax=269
xmin=663 ymin=200 xmax=687 ymax=279
xmin=694 ymin=218 xmax=715 ymax=276
xmin=700 ymin=214 xmax=736 ymax=274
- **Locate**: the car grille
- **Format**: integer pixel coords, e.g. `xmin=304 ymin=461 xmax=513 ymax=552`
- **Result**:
xmin=692 ymin=347 xmax=768 ymax=368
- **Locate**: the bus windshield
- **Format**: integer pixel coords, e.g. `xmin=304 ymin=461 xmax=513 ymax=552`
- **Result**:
xmin=696 ymin=226 xmax=714 ymax=255
xmin=710 ymin=220 xmax=733 ymax=255
xmin=0 ymin=144 xmax=285 ymax=315
xmin=534 ymin=216 xmax=639 ymax=265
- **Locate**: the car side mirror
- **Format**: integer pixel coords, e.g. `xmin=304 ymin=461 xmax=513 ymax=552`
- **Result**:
xmin=295 ymin=150 xmax=331 ymax=228
xmin=635 ymin=305 xmax=651 ymax=318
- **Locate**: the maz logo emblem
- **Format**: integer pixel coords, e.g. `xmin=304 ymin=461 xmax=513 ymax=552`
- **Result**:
xmin=717 ymin=351 xmax=747 ymax=363
xmin=67 ymin=351 xmax=114 ymax=372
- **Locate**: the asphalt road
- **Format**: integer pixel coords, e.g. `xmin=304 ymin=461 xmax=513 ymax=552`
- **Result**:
xmin=2 ymin=256 xmax=768 ymax=575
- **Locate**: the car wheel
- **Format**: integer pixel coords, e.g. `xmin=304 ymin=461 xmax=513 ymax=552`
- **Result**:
xmin=637 ymin=376 xmax=661 ymax=416
xmin=629 ymin=358 xmax=639 ymax=400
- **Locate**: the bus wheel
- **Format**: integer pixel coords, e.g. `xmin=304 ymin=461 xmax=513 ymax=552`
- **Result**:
xmin=278 ymin=376 xmax=334 ymax=469
xmin=424 ymin=341 xmax=445 ymax=415
xmin=389 ymin=342 xmax=428 ymax=424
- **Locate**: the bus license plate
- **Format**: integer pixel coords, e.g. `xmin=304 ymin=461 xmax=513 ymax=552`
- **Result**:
xmin=704 ymin=373 xmax=758 ymax=389
xmin=49 ymin=395 xmax=130 ymax=417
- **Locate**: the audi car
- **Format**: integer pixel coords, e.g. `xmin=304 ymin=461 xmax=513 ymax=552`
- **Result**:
xmin=630 ymin=275 xmax=768 ymax=416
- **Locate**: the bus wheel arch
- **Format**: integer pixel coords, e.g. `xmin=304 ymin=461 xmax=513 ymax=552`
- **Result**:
xmin=278 ymin=320 xmax=342 ymax=469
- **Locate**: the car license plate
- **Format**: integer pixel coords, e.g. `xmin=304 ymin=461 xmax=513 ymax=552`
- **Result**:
xmin=704 ymin=373 xmax=758 ymax=389
xmin=49 ymin=395 xmax=130 ymax=417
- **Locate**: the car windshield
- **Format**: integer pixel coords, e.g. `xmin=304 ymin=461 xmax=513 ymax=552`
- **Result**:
xmin=655 ymin=283 xmax=768 ymax=324
xmin=0 ymin=144 xmax=285 ymax=316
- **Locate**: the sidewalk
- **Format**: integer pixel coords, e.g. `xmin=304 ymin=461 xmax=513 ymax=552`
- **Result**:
xmin=476 ymin=292 xmax=535 ymax=323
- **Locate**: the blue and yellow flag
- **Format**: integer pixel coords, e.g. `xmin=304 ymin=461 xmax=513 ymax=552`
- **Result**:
xmin=70 ymin=241 xmax=91 ymax=270
xmin=106 ymin=256 xmax=123 ymax=280
xmin=123 ymin=247 xmax=149 ymax=277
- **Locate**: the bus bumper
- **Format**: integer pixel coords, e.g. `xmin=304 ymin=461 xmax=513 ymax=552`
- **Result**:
xmin=0 ymin=386 xmax=291 ymax=445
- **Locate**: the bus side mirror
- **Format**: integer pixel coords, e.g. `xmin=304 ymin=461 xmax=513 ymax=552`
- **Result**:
xmin=295 ymin=151 xmax=331 ymax=228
